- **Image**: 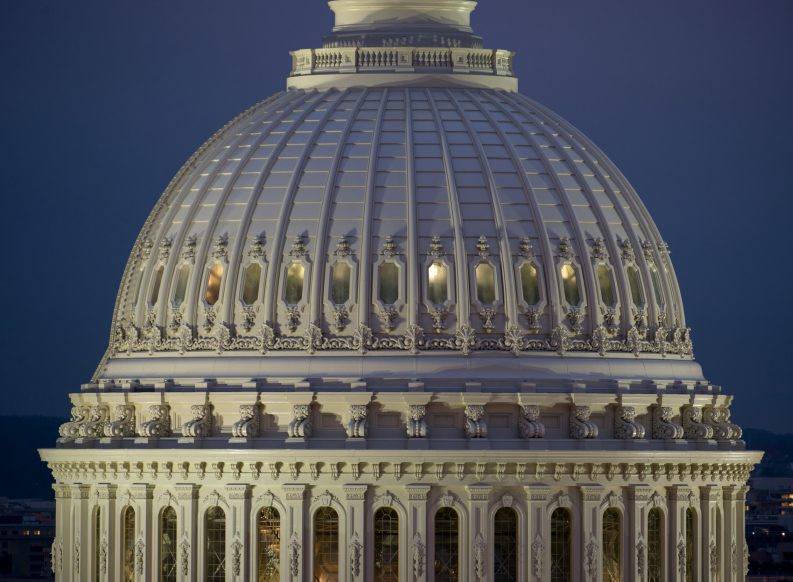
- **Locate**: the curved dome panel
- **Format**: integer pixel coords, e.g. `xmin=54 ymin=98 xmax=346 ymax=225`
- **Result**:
xmin=100 ymin=86 xmax=693 ymax=383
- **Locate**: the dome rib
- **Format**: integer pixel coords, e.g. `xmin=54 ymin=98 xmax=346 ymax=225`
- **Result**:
xmin=262 ymin=89 xmax=350 ymax=327
xmin=445 ymin=88 xmax=518 ymax=325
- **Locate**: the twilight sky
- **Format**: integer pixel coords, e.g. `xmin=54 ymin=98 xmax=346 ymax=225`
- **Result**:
xmin=1 ymin=0 xmax=792 ymax=431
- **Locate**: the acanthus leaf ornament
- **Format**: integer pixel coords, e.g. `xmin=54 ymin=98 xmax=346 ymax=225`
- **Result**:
xmin=412 ymin=532 xmax=426 ymax=580
xmin=473 ymin=533 xmax=486 ymax=580
xmin=288 ymin=533 xmax=301 ymax=577
xmin=349 ymin=533 xmax=362 ymax=579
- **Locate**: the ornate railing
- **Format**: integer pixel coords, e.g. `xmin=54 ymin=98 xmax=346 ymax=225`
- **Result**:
xmin=290 ymin=46 xmax=514 ymax=77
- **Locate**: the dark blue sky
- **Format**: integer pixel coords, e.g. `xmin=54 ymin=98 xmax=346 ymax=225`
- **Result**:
xmin=1 ymin=0 xmax=792 ymax=431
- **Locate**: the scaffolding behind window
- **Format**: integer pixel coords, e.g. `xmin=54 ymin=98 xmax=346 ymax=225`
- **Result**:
xmin=602 ymin=508 xmax=621 ymax=582
xmin=205 ymin=507 xmax=226 ymax=582
xmin=374 ymin=507 xmax=399 ymax=582
xmin=685 ymin=508 xmax=696 ymax=582
xmin=93 ymin=507 xmax=101 ymax=582
xmin=434 ymin=507 xmax=459 ymax=582
xmin=122 ymin=506 xmax=135 ymax=582
xmin=550 ymin=508 xmax=571 ymax=582
xmin=493 ymin=507 xmax=517 ymax=582
xmin=257 ymin=507 xmax=280 ymax=582
xmin=313 ymin=507 xmax=339 ymax=582
xmin=160 ymin=506 xmax=177 ymax=582
xmin=648 ymin=508 xmax=663 ymax=582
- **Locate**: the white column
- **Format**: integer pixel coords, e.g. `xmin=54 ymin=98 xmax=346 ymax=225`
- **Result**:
xmin=95 ymin=484 xmax=117 ymax=582
xmin=344 ymin=484 xmax=368 ymax=582
xmin=628 ymin=485 xmax=652 ymax=582
xmin=525 ymin=484 xmax=550 ymax=582
xmin=579 ymin=484 xmax=604 ymax=582
xmin=175 ymin=483 xmax=199 ymax=582
xmin=226 ymin=484 xmax=250 ymax=582
xmin=53 ymin=484 xmax=71 ymax=582
xmin=700 ymin=485 xmax=719 ymax=582
xmin=282 ymin=484 xmax=308 ymax=582
xmin=736 ymin=486 xmax=749 ymax=582
xmin=668 ymin=485 xmax=690 ymax=582
xmin=405 ymin=484 xmax=431 ymax=582
xmin=466 ymin=484 xmax=492 ymax=580
xmin=71 ymin=484 xmax=91 ymax=582
xmin=129 ymin=483 xmax=153 ymax=582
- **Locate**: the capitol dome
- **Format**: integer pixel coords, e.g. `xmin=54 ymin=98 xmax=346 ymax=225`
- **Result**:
xmin=43 ymin=1 xmax=760 ymax=581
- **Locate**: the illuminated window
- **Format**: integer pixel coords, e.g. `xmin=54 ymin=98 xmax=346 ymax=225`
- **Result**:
xmin=205 ymin=263 xmax=224 ymax=306
xmin=257 ymin=507 xmax=280 ymax=582
xmin=475 ymin=263 xmax=496 ymax=305
xmin=331 ymin=262 xmax=352 ymax=305
xmin=596 ymin=264 xmax=616 ymax=307
xmin=374 ymin=507 xmax=399 ymax=582
xmin=284 ymin=261 xmax=305 ymax=305
xmin=173 ymin=264 xmax=190 ymax=307
xmin=434 ymin=507 xmax=459 ymax=582
xmin=627 ymin=265 xmax=643 ymax=307
xmin=520 ymin=263 xmax=540 ymax=306
xmin=550 ymin=508 xmax=571 ymax=582
xmin=150 ymin=266 xmax=165 ymax=305
xmin=314 ymin=507 xmax=339 ymax=582
xmin=205 ymin=507 xmax=226 ymax=582
xmin=94 ymin=507 xmax=101 ymax=582
xmin=378 ymin=262 xmax=399 ymax=305
xmin=160 ymin=507 xmax=177 ymax=582
xmin=648 ymin=508 xmax=663 ymax=582
xmin=122 ymin=506 xmax=135 ymax=582
xmin=428 ymin=262 xmax=448 ymax=305
xmin=685 ymin=508 xmax=696 ymax=582
xmin=242 ymin=263 xmax=262 ymax=306
xmin=650 ymin=266 xmax=664 ymax=306
xmin=560 ymin=264 xmax=581 ymax=305
xmin=602 ymin=508 xmax=621 ymax=582
xmin=493 ymin=507 xmax=517 ymax=582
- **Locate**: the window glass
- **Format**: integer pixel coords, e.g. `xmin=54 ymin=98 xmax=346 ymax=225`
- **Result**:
xmin=242 ymin=263 xmax=262 ymax=306
xmin=378 ymin=262 xmax=399 ymax=305
xmin=596 ymin=264 xmax=616 ymax=307
xmin=434 ymin=507 xmax=459 ymax=582
xmin=205 ymin=507 xmax=226 ymax=582
xmin=560 ymin=264 xmax=581 ymax=306
xmin=627 ymin=265 xmax=643 ymax=307
xmin=314 ymin=507 xmax=339 ymax=582
xmin=257 ymin=507 xmax=280 ymax=582
xmin=550 ymin=508 xmax=571 ymax=582
xmin=685 ymin=508 xmax=695 ymax=582
xmin=648 ymin=508 xmax=663 ymax=582
xmin=602 ymin=508 xmax=621 ymax=582
xmin=520 ymin=263 xmax=540 ymax=306
xmin=122 ymin=507 xmax=135 ymax=582
xmin=428 ymin=262 xmax=448 ymax=305
xmin=475 ymin=263 xmax=496 ymax=305
xmin=205 ymin=263 xmax=224 ymax=306
xmin=150 ymin=266 xmax=165 ymax=306
xmin=94 ymin=507 xmax=101 ymax=582
xmin=173 ymin=265 xmax=190 ymax=307
xmin=331 ymin=262 xmax=352 ymax=305
xmin=493 ymin=507 xmax=517 ymax=582
xmin=284 ymin=261 xmax=305 ymax=305
xmin=374 ymin=507 xmax=399 ymax=582
xmin=160 ymin=507 xmax=177 ymax=582
xmin=650 ymin=266 xmax=664 ymax=306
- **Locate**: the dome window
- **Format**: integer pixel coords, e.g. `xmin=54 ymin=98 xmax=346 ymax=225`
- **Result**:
xmin=149 ymin=265 xmax=165 ymax=306
xmin=560 ymin=263 xmax=581 ymax=306
xmin=428 ymin=261 xmax=449 ymax=305
xmin=172 ymin=264 xmax=190 ymax=308
xmin=626 ymin=265 xmax=644 ymax=308
xmin=284 ymin=261 xmax=305 ymax=305
xmin=520 ymin=263 xmax=541 ymax=306
xmin=378 ymin=262 xmax=399 ymax=305
xmin=596 ymin=264 xmax=617 ymax=307
xmin=241 ymin=263 xmax=262 ymax=306
xmin=650 ymin=265 xmax=665 ymax=307
xmin=204 ymin=263 xmax=224 ymax=306
xmin=331 ymin=262 xmax=352 ymax=305
xmin=475 ymin=263 xmax=496 ymax=305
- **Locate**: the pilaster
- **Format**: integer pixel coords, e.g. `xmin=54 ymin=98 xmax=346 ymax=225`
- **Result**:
xmin=525 ymin=484 xmax=551 ymax=581
xmin=71 ymin=484 xmax=91 ymax=582
xmin=128 ymin=483 xmax=153 ymax=582
xmin=344 ymin=484 xmax=368 ymax=582
xmin=580 ymin=484 xmax=604 ymax=582
xmin=406 ymin=484 xmax=431 ymax=582
xmin=225 ymin=484 xmax=250 ymax=582
xmin=700 ymin=485 xmax=720 ymax=582
xmin=628 ymin=484 xmax=652 ymax=582
xmin=668 ymin=485 xmax=691 ymax=582
xmin=175 ymin=483 xmax=199 ymax=582
xmin=283 ymin=484 xmax=308 ymax=581
xmin=53 ymin=484 xmax=71 ymax=582
xmin=466 ymin=484 xmax=492 ymax=580
xmin=95 ymin=484 xmax=117 ymax=582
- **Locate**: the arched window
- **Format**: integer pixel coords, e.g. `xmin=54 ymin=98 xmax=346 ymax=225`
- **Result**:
xmin=647 ymin=508 xmax=664 ymax=582
xmin=493 ymin=507 xmax=517 ymax=582
xmin=121 ymin=506 xmax=135 ymax=582
xmin=550 ymin=508 xmax=571 ymax=582
xmin=685 ymin=508 xmax=696 ymax=582
xmin=374 ymin=507 xmax=399 ymax=582
xmin=314 ymin=507 xmax=339 ymax=582
xmin=93 ymin=507 xmax=101 ymax=582
xmin=205 ymin=263 xmax=224 ymax=305
xmin=434 ymin=507 xmax=459 ymax=582
xmin=257 ymin=507 xmax=280 ymax=582
xmin=560 ymin=263 xmax=581 ymax=305
xmin=205 ymin=507 xmax=226 ymax=582
xmin=160 ymin=507 xmax=177 ymax=582
xmin=602 ymin=508 xmax=621 ymax=582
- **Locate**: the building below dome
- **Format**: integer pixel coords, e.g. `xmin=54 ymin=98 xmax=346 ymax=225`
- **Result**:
xmin=40 ymin=0 xmax=761 ymax=581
